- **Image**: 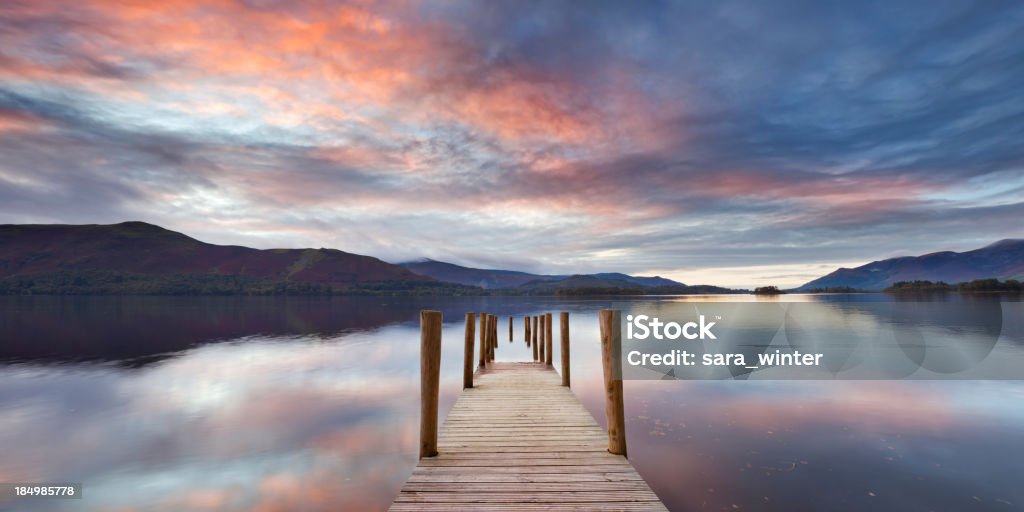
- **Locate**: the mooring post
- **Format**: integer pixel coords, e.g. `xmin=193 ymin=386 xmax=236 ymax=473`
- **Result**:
xmin=599 ymin=309 xmax=627 ymax=457
xmin=509 ymin=315 xmax=513 ymax=342
xmin=479 ymin=312 xmax=487 ymax=368
xmin=464 ymin=312 xmax=476 ymax=389
xmin=539 ymin=314 xmax=546 ymax=362
xmin=420 ymin=310 xmax=442 ymax=458
xmin=485 ymin=313 xmax=493 ymax=362
xmin=545 ymin=312 xmax=553 ymax=366
xmin=484 ymin=315 xmax=491 ymax=362
xmin=560 ymin=312 xmax=570 ymax=386
xmin=524 ymin=316 xmax=529 ymax=344
xmin=532 ymin=316 xmax=539 ymax=361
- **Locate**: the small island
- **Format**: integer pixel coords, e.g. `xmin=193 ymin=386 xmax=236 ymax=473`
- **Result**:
xmin=799 ymin=286 xmax=869 ymax=293
xmin=752 ymin=285 xmax=785 ymax=295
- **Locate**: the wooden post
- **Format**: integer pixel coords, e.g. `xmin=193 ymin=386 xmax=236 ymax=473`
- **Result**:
xmin=420 ymin=310 xmax=442 ymax=458
xmin=599 ymin=309 xmax=627 ymax=456
xmin=509 ymin=315 xmax=513 ymax=342
xmin=479 ymin=313 xmax=487 ymax=368
xmin=538 ymin=315 xmax=545 ymax=362
xmin=463 ymin=312 xmax=476 ymax=389
xmin=484 ymin=315 xmax=491 ymax=362
xmin=532 ymin=316 xmax=539 ymax=361
xmin=524 ymin=316 xmax=529 ymax=344
xmin=560 ymin=312 xmax=570 ymax=387
xmin=485 ymin=313 xmax=493 ymax=362
xmin=545 ymin=312 xmax=553 ymax=366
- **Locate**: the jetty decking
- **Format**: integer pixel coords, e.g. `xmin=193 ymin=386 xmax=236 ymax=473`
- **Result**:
xmin=390 ymin=311 xmax=667 ymax=511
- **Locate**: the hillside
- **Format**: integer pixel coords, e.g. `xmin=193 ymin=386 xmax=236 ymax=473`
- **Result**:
xmin=0 ymin=222 xmax=439 ymax=295
xmin=797 ymin=239 xmax=1024 ymax=291
xmin=519 ymin=275 xmax=644 ymax=290
xmin=590 ymin=273 xmax=683 ymax=287
xmin=400 ymin=259 xmax=562 ymax=289
xmin=0 ymin=222 xmax=737 ymax=296
xmin=400 ymin=259 xmax=685 ymax=289
xmin=516 ymin=275 xmax=735 ymax=295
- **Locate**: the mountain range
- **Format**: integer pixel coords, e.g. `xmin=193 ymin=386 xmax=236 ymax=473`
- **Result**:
xmin=796 ymin=239 xmax=1024 ymax=291
xmin=0 ymin=222 xmax=706 ymax=295
xmin=399 ymin=259 xmax=683 ymax=289
xmin=1 ymin=222 xmax=1020 ymax=295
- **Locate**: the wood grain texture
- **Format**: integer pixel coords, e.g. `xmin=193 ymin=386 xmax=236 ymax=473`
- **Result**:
xmin=532 ymin=316 xmax=539 ymax=361
xmin=539 ymin=314 xmax=546 ymax=362
xmin=391 ymin=361 xmax=664 ymax=511
xmin=463 ymin=313 xmax=475 ymax=389
xmin=487 ymin=314 xmax=495 ymax=362
xmin=560 ymin=311 xmax=571 ymax=387
xmin=479 ymin=313 xmax=487 ymax=368
xmin=599 ymin=309 xmax=627 ymax=457
xmin=419 ymin=310 xmax=442 ymax=458
xmin=545 ymin=312 xmax=553 ymax=366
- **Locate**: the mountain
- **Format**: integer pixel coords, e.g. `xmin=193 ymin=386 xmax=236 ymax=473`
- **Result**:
xmin=399 ymin=259 xmax=562 ymax=289
xmin=520 ymin=275 xmax=735 ymax=294
xmin=797 ymin=239 xmax=1024 ymax=291
xmin=400 ymin=259 xmax=685 ymax=289
xmin=0 ymin=222 xmax=437 ymax=294
xmin=590 ymin=273 xmax=683 ymax=288
xmin=519 ymin=275 xmax=646 ymax=290
xmin=0 ymin=222 xmax=725 ymax=296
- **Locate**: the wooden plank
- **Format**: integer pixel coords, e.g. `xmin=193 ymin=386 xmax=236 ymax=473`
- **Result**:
xmin=393 ymin=491 xmax=663 ymax=503
xmin=391 ymin=504 xmax=667 ymax=512
xmin=399 ymin=481 xmax=658 ymax=492
xmin=412 ymin=467 xmax=641 ymax=475
xmin=389 ymin=362 xmax=666 ymax=511
xmin=407 ymin=472 xmax=645 ymax=483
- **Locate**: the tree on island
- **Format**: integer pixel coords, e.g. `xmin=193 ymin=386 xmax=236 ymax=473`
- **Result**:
xmin=752 ymin=286 xmax=784 ymax=295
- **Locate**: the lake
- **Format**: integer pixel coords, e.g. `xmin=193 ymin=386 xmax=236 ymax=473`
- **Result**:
xmin=1 ymin=295 xmax=1022 ymax=511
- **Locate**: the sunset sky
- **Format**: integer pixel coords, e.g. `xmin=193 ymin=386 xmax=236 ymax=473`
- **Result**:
xmin=1 ymin=0 xmax=1023 ymax=288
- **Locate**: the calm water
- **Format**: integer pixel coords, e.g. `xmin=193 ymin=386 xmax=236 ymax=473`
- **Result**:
xmin=0 ymin=295 xmax=1022 ymax=511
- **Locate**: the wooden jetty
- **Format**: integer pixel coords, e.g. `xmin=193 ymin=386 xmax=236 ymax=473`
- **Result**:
xmin=390 ymin=310 xmax=667 ymax=511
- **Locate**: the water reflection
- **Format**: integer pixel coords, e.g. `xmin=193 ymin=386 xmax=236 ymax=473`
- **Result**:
xmin=617 ymin=380 xmax=1024 ymax=511
xmin=0 ymin=334 xmax=422 ymax=511
xmin=0 ymin=295 xmax=1022 ymax=511
xmin=0 ymin=296 xmax=539 ymax=365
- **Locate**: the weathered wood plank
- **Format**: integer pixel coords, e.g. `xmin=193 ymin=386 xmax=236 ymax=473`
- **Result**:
xmin=400 ymin=481 xmax=659 ymax=492
xmin=391 ymin=504 xmax=667 ymax=512
xmin=389 ymin=361 xmax=666 ymax=511
xmin=393 ymin=490 xmax=663 ymax=503
xmin=411 ymin=465 xmax=642 ymax=475
xmin=407 ymin=471 xmax=645 ymax=482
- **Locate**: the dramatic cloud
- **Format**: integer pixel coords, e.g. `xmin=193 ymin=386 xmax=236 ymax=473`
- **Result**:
xmin=2 ymin=0 xmax=1023 ymax=287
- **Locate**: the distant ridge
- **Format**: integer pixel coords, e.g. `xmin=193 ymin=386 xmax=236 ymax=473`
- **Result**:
xmin=399 ymin=259 xmax=562 ymax=289
xmin=399 ymin=259 xmax=685 ymax=289
xmin=797 ymin=239 xmax=1024 ymax=291
xmin=590 ymin=273 xmax=683 ymax=288
xmin=0 ymin=221 xmax=740 ymax=296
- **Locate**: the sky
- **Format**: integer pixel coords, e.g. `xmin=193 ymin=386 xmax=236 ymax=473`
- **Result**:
xmin=1 ymin=0 xmax=1023 ymax=288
